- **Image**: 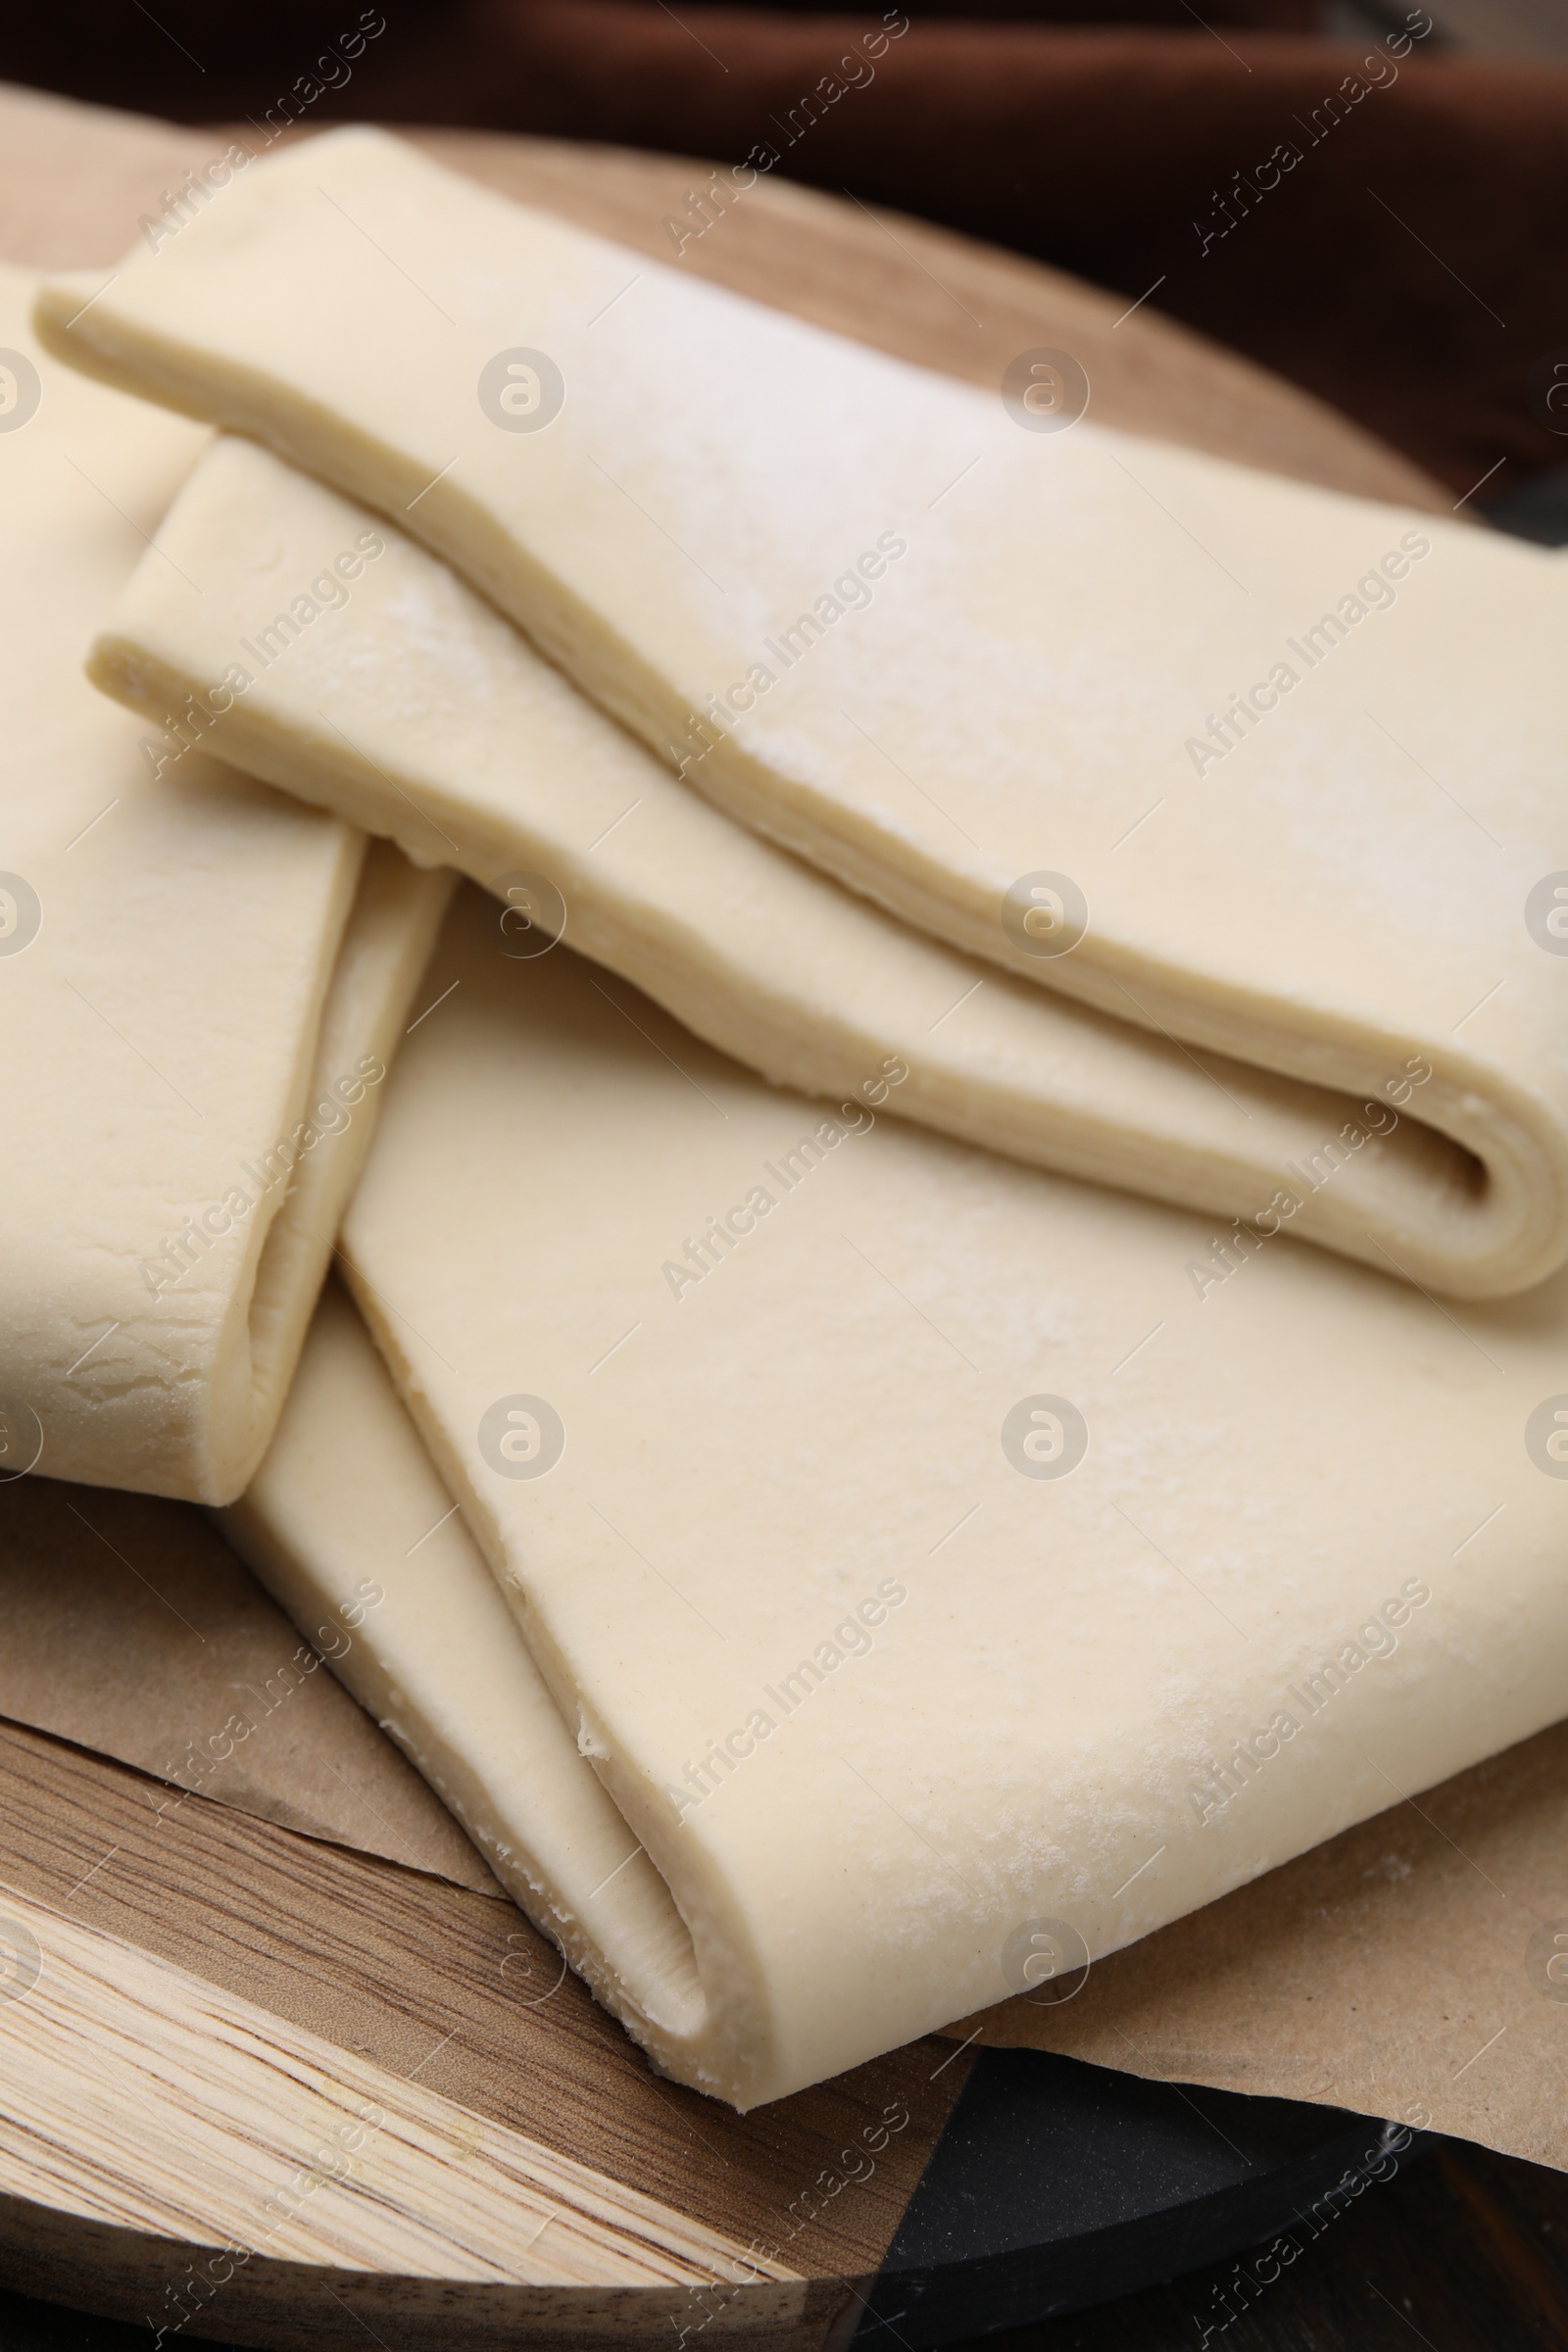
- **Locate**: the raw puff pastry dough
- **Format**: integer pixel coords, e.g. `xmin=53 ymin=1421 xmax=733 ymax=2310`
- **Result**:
xmin=35 ymin=126 xmax=1568 ymax=1299
xmin=0 ymin=267 xmax=451 ymax=1501
xmin=92 ymin=435 xmax=1475 ymax=1292
xmin=243 ymin=885 xmax=1568 ymax=2108
xmin=220 ymin=1280 xmax=705 ymax=2050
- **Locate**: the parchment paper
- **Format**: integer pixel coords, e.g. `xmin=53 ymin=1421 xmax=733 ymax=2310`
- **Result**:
xmin=0 ymin=1477 xmax=501 ymax=1896
xmin=944 ymin=1720 xmax=1568 ymax=2173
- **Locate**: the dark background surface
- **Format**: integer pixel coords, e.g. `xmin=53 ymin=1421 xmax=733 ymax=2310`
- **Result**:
xmin=4 ymin=0 xmax=1568 ymax=500
xmin=4 ymin=4 xmax=1567 ymax=2342
xmin=5 ymin=2127 xmax=1568 ymax=2346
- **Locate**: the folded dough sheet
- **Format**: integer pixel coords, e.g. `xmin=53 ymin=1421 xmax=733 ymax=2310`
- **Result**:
xmin=91 ymin=436 xmax=1473 ymax=1292
xmin=223 ymin=884 xmax=1568 ymax=2108
xmin=35 ymin=127 xmax=1568 ymax=1300
xmin=0 ymin=265 xmax=452 ymax=1502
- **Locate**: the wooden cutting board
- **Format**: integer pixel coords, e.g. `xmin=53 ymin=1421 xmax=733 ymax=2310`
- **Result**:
xmin=0 ymin=77 xmax=1455 ymax=2352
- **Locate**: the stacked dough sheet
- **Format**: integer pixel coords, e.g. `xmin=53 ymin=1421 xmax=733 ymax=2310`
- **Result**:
xmin=22 ymin=128 xmax=1568 ymax=2108
xmin=0 ymin=263 xmax=450 ymax=1502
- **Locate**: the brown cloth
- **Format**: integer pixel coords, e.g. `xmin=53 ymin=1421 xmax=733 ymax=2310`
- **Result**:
xmin=3 ymin=1 xmax=1567 ymax=496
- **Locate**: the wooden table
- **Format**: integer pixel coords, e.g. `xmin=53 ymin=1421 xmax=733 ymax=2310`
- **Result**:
xmin=0 ymin=76 xmax=1557 ymax=2352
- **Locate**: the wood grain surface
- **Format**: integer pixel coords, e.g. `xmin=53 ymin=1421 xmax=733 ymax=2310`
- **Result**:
xmin=0 ymin=73 xmax=1512 ymax=2352
xmin=0 ymin=1717 xmax=960 ymax=2346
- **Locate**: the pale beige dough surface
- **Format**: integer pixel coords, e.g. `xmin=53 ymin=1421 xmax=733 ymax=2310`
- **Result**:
xmin=0 ymin=265 xmax=451 ymax=1501
xmin=306 ymin=886 xmax=1568 ymax=2108
xmin=92 ymin=434 xmax=1477 ymax=1294
xmin=35 ymin=126 xmax=1568 ymax=1299
xmin=220 ymin=1280 xmax=705 ymax=2054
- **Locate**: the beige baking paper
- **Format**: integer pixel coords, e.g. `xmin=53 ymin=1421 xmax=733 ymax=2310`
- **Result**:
xmin=0 ymin=1473 xmax=499 ymax=1893
xmin=946 ymin=1716 xmax=1568 ymax=2175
